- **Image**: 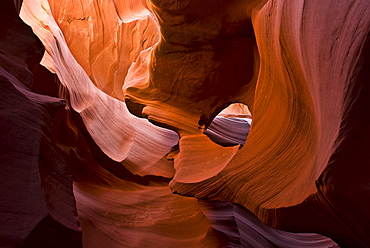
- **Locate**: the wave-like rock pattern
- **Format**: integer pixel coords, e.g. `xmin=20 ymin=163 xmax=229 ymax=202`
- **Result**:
xmin=21 ymin=0 xmax=179 ymax=180
xmin=46 ymin=0 xmax=159 ymax=100
xmin=168 ymin=0 xmax=370 ymax=212
xmin=199 ymin=200 xmax=338 ymax=248
xmin=1 ymin=0 xmax=369 ymax=247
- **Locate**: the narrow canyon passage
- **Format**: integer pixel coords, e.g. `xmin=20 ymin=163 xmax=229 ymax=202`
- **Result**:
xmin=1 ymin=0 xmax=370 ymax=247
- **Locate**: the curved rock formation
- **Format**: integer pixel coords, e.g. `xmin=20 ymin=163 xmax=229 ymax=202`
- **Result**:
xmin=1 ymin=0 xmax=369 ymax=247
xmin=0 ymin=1 xmax=80 ymax=247
xmin=169 ymin=0 xmax=370 ymax=212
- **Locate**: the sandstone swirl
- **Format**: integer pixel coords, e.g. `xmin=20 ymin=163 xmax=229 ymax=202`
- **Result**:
xmin=0 ymin=0 xmax=369 ymax=247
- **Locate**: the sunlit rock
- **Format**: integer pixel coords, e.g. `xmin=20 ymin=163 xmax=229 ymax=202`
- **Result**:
xmin=0 ymin=0 xmax=368 ymax=246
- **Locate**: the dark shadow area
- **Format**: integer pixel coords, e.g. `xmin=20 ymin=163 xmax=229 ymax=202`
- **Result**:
xmin=22 ymin=215 xmax=83 ymax=248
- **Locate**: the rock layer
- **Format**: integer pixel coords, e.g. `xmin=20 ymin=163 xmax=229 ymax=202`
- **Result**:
xmin=1 ymin=0 xmax=369 ymax=247
xmin=0 ymin=0 xmax=80 ymax=246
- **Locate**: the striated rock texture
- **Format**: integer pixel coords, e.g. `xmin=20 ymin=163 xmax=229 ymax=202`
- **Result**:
xmin=0 ymin=0 xmax=81 ymax=247
xmin=0 ymin=0 xmax=369 ymax=247
xmin=46 ymin=0 xmax=159 ymax=100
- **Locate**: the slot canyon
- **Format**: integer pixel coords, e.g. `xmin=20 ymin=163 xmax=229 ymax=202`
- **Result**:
xmin=1 ymin=0 xmax=370 ymax=247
